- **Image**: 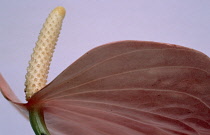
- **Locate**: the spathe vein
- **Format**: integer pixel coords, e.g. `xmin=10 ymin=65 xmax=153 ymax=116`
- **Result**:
xmin=46 ymin=48 xmax=209 ymax=94
xmin=47 ymin=105 xmax=172 ymax=135
xmin=45 ymin=88 xmax=210 ymax=110
xmin=48 ymin=95 xmax=209 ymax=128
xmin=42 ymin=66 xmax=209 ymax=101
xmin=46 ymin=102 xmax=197 ymax=135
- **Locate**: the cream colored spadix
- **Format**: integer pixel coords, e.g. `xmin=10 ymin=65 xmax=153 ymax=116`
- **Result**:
xmin=25 ymin=7 xmax=66 ymax=100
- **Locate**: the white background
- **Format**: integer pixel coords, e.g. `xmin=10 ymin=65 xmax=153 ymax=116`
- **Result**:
xmin=0 ymin=0 xmax=210 ymax=134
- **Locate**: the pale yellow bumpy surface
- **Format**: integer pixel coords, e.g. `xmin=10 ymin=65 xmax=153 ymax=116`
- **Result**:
xmin=25 ymin=7 xmax=66 ymax=100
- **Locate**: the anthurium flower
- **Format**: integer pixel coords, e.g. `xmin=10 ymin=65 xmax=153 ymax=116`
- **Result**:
xmin=1 ymin=7 xmax=210 ymax=135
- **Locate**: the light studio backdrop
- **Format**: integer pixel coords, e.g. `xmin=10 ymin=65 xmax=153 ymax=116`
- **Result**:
xmin=0 ymin=1 xmax=210 ymax=134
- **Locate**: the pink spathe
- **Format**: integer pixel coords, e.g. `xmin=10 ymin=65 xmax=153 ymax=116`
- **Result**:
xmin=1 ymin=41 xmax=210 ymax=135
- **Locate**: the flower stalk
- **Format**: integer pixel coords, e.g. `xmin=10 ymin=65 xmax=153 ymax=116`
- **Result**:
xmin=29 ymin=107 xmax=50 ymax=135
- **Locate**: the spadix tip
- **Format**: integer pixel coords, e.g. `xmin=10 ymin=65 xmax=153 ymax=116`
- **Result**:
xmin=52 ymin=6 xmax=66 ymax=17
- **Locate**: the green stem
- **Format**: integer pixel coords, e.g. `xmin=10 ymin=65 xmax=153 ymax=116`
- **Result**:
xmin=29 ymin=107 xmax=50 ymax=135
